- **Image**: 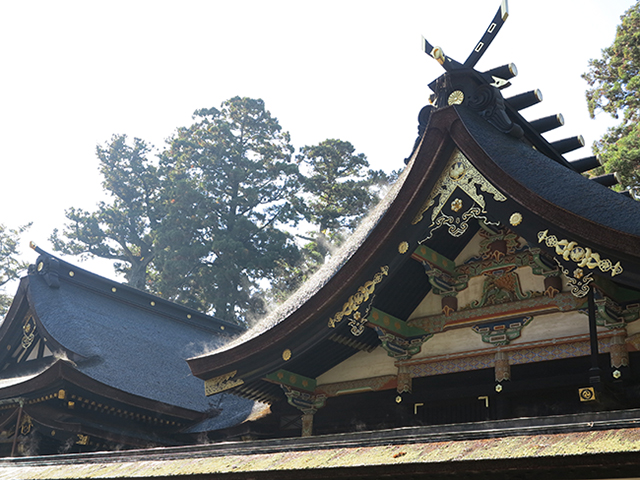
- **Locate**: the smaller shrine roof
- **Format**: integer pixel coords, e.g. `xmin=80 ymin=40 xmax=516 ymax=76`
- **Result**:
xmin=2 ymin=250 xmax=255 ymax=423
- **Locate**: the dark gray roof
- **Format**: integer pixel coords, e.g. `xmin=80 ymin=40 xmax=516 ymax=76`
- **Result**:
xmin=26 ymin=254 xmax=255 ymax=422
xmin=458 ymin=107 xmax=640 ymax=237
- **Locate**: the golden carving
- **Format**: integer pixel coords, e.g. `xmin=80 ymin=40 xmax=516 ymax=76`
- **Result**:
xmin=204 ymin=370 xmax=244 ymax=396
xmin=398 ymin=241 xmax=409 ymax=254
xmin=76 ymin=434 xmax=89 ymax=445
xmin=413 ymin=150 xmax=506 ymax=239
xmin=537 ymin=230 xmax=623 ymax=277
xmin=579 ymin=387 xmax=596 ymax=402
xmin=20 ymin=414 xmax=33 ymax=436
xmin=282 ymin=349 xmax=292 ymax=361
xmin=509 ymin=212 xmax=522 ymax=226
xmin=554 ymin=259 xmax=593 ymax=298
xmin=413 ymin=150 xmax=506 ymax=225
xmin=22 ymin=317 xmax=36 ymax=350
xmin=448 ymin=90 xmax=464 ymax=105
xmin=328 ymin=266 xmax=389 ymax=329
xmin=451 ymin=198 xmax=463 ymax=212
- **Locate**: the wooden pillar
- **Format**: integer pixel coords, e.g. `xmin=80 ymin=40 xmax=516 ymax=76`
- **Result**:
xmin=587 ymin=287 xmax=602 ymax=390
xmin=11 ymin=401 xmax=24 ymax=458
xmin=610 ymin=330 xmax=629 ymax=369
xmin=301 ymin=413 xmax=314 ymax=437
xmin=494 ymin=351 xmax=510 ymax=382
xmin=397 ymin=365 xmax=412 ymax=394
xmin=282 ymin=386 xmax=325 ymax=438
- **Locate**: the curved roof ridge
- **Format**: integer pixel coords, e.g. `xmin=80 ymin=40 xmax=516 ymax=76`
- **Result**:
xmin=194 ymin=157 xmax=414 ymax=359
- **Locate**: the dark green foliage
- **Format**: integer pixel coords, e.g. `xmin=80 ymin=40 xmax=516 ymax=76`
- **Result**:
xmin=154 ymin=97 xmax=301 ymax=324
xmin=268 ymin=140 xmax=397 ymax=300
xmin=50 ymin=136 xmax=163 ymax=290
xmin=299 ymin=139 xmax=397 ymax=255
xmin=51 ymin=98 xmax=397 ymax=324
xmin=583 ymin=1 xmax=640 ymax=191
xmin=0 ymin=223 xmax=30 ymax=316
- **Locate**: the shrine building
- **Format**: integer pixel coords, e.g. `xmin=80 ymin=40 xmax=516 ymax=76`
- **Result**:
xmin=1 ymin=1 xmax=640 ymax=478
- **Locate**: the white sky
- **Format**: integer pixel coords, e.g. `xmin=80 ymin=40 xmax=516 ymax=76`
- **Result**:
xmin=0 ymin=0 xmax=635 ymax=290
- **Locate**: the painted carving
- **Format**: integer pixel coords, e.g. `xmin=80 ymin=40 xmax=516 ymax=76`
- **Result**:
xmin=494 ymin=351 xmax=510 ymax=382
xmin=609 ymin=331 xmax=629 ymax=368
xmin=538 ymin=230 xmax=623 ymax=277
xmin=397 ymin=366 xmax=412 ymax=394
xmin=408 ymin=292 xmax=586 ymax=333
xmin=407 ymin=336 xmax=615 ymax=379
xmin=472 ymin=316 xmax=532 ymax=346
xmin=412 ymin=149 xmax=506 ymax=239
xmin=282 ymin=386 xmax=326 ymax=438
xmin=315 ymin=375 xmax=396 ymax=397
xmin=373 ymin=326 xmax=432 ymax=360
xmin=328 ymin=266 xmax=389 ymax=332
xmin=471 ymin=266 xmax=532 ymax=308
xmin=282 ymin=385 xmax=326 ymax=415
xmin=204 ymin=370 xmax=244 ymax=396
xmin=543 ymin=275 xmax=562 ymax=299
xmin=592 ymin=296 xmax=640 ymax=329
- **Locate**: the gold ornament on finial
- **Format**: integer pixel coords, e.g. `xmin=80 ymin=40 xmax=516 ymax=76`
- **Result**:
xmin=448 ymin=90 xmax=464 ymax=105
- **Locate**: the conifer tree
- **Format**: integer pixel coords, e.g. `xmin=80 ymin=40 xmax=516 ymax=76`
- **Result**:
xmin=583 ymin=1 xmax=640 ymax=192
xmin=0 ymin=223 xmax=30 ymax=316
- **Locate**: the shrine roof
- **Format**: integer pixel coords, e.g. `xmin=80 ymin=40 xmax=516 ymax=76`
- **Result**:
xmin=2 ymin=251 xmax=254 ymax=420
xmin=458 ymin=106 xmax=640 ymax=238
xmin=186 ymin=104 xmax=640 ymax=394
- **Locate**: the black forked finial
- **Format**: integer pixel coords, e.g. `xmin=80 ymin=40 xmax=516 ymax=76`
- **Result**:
xmin=404 ymin=1 xmax=518 ymax=164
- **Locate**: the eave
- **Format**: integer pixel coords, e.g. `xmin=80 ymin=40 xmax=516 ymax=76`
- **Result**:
xmin=187 ymin=106 xmax=640 ymax=397
xmin=0 ymin=360 xmax=207 ymax=422
xmin=187 ymin=119 xmax=452 ymax=382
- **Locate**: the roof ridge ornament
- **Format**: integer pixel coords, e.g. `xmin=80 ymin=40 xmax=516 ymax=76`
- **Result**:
xmin=422 ymin=0 xmax=509 ymax=72
xmin=402 ymin=1 xmax=524 ymax=164
xmin=420 ymin=0 xmax=522 ymax=139
xmin=407 ymin=1 xmax=611 ymax=182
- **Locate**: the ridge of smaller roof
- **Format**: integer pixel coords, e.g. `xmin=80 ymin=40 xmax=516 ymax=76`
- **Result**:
xmin=28 ymin=246 xmax=243 ymax=335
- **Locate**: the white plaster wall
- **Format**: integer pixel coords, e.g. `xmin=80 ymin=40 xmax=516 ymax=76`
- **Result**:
xmin=409 ymin=309 xmax=595 ymax=360
xmin=511 ymin=310 xmax=591 ymax=345
xmin=413 ymin=327 xmax=488 ymax=359
xmin=407 ymin=290 xmax=441 ymax=320
xmin=316 ymin=346 xmax=397 ymax=385
xmin=517 ymin=266 xmax=546 ymax=294
xmin=626 ymin=318 xmax=640 ymax=336
xmin=456 ymin=275 xmax=485 ymax=310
